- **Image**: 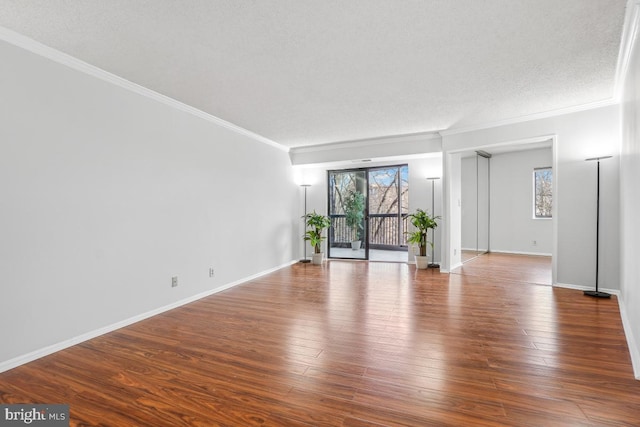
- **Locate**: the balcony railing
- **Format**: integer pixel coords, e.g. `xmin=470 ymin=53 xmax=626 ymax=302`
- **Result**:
xmin=370 ymin=214 xmax=409 ymax=247
xmin=330 ymin=214 xmax=408 ymax=248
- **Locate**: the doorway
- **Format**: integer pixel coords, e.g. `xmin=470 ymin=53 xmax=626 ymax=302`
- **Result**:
xmin=327 ymin=165 xmax=409 ymax=261
xmin=446 ymin=137 xmax=556 ymax=285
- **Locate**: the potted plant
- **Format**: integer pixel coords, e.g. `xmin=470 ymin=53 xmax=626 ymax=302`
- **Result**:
xmin=406 ymin=208 xmax=439 ymax=269
xmin=303 ymin=211 xmax=332 ymax=264
xmin=344 ymin=190 xmax=365 ymax=250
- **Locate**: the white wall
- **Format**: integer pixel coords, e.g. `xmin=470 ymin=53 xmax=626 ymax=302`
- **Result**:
xmin=0 ymin=39 xmax=298 ymax=369
xmin=620 ymin=2 xmax=640 ymax=378
xmin=442 ymin=105 xmax=620 ymax=291
xmin=294 ymin=165 xmax=327 ymax=257
xmin=442 ymin=152 xmax=462 ymax=271
xmin=490 ymin=148 xmax=553 ymax=255
xmin=407 ymin=156 xmax=444 ymax=263
xmin=460 ymin=156 xmax=478 ymax=251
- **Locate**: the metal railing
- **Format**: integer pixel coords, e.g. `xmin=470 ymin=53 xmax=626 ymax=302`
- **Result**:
xmin=330 ymin=214 xmax=408 ymax=248
xmin=369 ymin=214 xmax=409 ymax=247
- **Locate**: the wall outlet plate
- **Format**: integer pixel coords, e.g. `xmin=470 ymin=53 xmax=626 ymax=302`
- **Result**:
xmin=171 ymin=276 xmax=178 ymax=287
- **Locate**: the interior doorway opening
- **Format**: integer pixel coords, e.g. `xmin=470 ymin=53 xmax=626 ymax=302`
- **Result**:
xmin=446 ymin=136 xmax=556 ymax=285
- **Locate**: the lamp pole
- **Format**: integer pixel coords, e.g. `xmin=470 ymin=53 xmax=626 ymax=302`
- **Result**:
xmin=300 ymin=184 xmax=311 ymax=263
xmin=426 ymin=177 xmax=440 ymax=268
xmin=584 ymin=156 xmax=611 ymax=298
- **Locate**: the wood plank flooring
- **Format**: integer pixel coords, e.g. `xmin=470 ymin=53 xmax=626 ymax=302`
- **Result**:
xmin=453 ymin=252 xmax=553 ymax=286
xmin=1 ymin=260 xmax=639 ymax=426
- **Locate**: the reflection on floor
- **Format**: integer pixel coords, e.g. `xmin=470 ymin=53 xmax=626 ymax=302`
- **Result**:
xmin=452 ymin=252 xmax=552 ymax=286
xmin=461 ymin=249 xmax=484 ymax=262
xmin=329 ymin=247 xmax=409 ymax=262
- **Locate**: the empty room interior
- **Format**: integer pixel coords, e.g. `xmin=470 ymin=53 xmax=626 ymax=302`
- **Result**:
xmin=2 ymin=1 xmax=640 ymax=425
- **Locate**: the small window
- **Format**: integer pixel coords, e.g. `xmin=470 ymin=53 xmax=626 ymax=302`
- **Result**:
xmin=534 ymin=167 xmax=552 ymax=218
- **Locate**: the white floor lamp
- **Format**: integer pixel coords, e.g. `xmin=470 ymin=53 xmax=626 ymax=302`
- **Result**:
xmin=300 ymin=184 xmax=311 ymax=263
xmin=584 ymin=156 xmax=611 ymax=298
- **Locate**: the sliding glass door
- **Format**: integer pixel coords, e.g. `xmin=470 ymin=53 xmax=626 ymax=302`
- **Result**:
xmin=368 ymin=166 xmax=409 ymax=252
xmin=327 ymin=165 xmax=409 ymax=261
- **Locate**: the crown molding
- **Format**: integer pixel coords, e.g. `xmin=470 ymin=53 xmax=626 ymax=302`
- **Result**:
xmin=0 ymin=26 xmax=288 ymax=152
xmin=439 ymin=98 xmax=618 ymax=137
xmin=614 ymin=0 xmax=640 ymax=100
xmin=290 ymin=131 xmax=442 ymax=154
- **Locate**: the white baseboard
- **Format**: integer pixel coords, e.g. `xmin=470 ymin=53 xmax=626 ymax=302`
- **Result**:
xmin=617 ymin=295 xmax=640 ymax=380
xmin=553 ymin=282 xmax=620 ymax=296
xmin=0 ymin=260 xmax=298 ymax=374
xmin=490 ymin=249 xmax=553 ymax=257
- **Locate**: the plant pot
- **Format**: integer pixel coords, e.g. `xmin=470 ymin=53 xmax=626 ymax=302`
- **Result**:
xmin=311 ymin=253 xmax=324 ymax=265
xmin=414 ymin=255 xmax=429 ymax=269
xmin=351 ymin=240 xmax=361 ymax=250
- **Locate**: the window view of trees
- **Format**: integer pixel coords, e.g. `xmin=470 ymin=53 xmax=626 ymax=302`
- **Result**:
xmin=534 ymin=167 xmax=552 ymax=218
xmin=368 ymin=166 xmax=409 ymax=246
xmin=328 ymin=172 xmax=357 ymax=216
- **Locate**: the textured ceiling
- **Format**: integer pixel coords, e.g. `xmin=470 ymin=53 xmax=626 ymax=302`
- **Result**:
xmin=0 ymin=1 xmax=627 ymax=148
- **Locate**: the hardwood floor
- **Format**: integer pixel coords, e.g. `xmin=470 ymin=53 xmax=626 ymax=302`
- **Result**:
xmin=453 ymin=252 xmax=552 ymax=286
xmin=1 ymin=261 xmax=638 ymax=426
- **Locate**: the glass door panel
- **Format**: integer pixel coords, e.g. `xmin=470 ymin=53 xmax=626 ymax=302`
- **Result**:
xmin=368 ymin=166 xmax=409 ymax=251
xmin=328 ymin=170 xmax=368 ymax=260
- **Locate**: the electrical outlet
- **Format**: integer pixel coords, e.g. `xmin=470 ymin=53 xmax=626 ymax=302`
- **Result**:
xmin=171 ymin=276 xmax=178 ymax=287
xmin=532 ymin=240 xmax=537 ymax=246
xmin=209 ymin=268 xmax=215 ymax=278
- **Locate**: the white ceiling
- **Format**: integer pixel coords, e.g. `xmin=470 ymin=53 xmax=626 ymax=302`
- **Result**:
xmin=0 ymin=1 xmax=627 ymax=148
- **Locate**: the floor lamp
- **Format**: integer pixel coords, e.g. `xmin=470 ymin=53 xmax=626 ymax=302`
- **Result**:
xmin=300 ymin=184 xmax=311 ymax=263
xmin=427 ymin=177 xmax=440 ymax=268
xmin=584 ymin=156 xmax=611 ymax=298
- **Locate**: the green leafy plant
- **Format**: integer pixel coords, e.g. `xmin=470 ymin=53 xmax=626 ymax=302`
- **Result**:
xmin=344 ymin=190 xmax=365 ymax=241
xmin=406 ymin=209 xmax=439 ymax=257
xmin=303 ymin=211 xmax=332 ymax=254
